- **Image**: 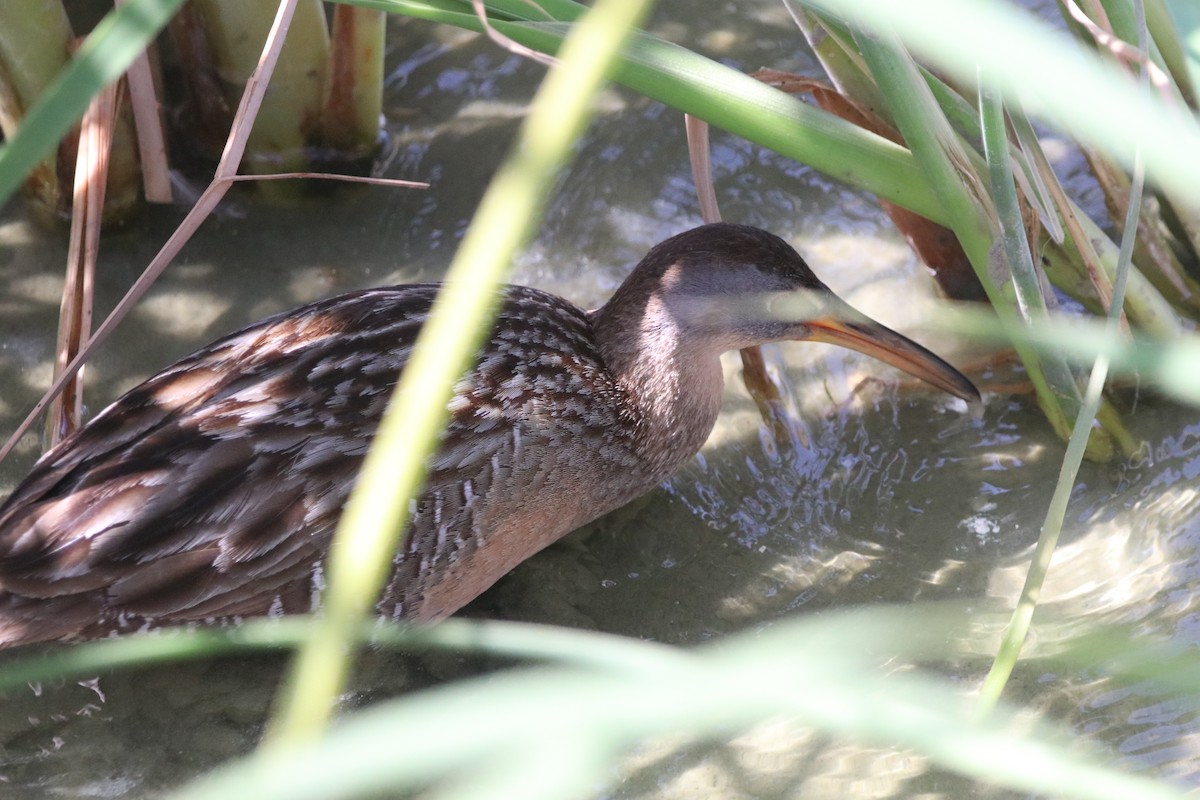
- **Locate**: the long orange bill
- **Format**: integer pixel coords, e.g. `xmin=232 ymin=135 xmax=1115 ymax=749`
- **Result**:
xmin=803 ymin=306 xmax=980 ymax=404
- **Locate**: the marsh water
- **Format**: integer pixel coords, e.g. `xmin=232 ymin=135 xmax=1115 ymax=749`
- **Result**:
xmin=1 ymin=2 xmax=1199 ymax=797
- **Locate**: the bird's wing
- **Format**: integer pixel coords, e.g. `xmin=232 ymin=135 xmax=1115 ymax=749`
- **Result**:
xmin=0 ymin=287 xmax=440 ymax=642
xmin=0 ymin=284 xmax=641 ymax=645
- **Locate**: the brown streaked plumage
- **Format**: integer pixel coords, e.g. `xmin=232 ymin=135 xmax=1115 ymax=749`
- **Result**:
xmin=0 ymin=224 xmax=978 ymax=647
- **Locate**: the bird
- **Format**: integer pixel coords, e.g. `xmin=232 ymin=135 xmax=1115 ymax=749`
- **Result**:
xmin=0 ymin=223 xmax=978 ymax=647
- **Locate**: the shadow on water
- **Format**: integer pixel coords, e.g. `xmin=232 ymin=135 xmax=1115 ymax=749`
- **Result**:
xmin=1 ymin=2 xmax=1199 ymax=798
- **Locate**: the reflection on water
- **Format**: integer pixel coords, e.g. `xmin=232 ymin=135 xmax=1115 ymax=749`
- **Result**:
xmin=589 ymin=396 xmax=1200 ymax=799
xmin=1 ymin=2 xmax=1199 ymax=798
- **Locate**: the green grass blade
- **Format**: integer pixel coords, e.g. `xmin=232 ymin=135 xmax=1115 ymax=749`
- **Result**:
xmin=169 ymin=605 xmax=1192 ymax=800
xmin=944 ymin=308 xmax=1200 ymax=403
xmin=1049 ymin=625 xmax=1200 ymax=695
xmin=532 ymin=21 xmax=948 ymax=222
xmin=1146 ymin=0 xmax=1198 ymax=106
xmin=0 ymin=617 xmax=686 ymax=692
xmin=0 ymin=0 xmax=186 ymax=207
xmin=980 ymin=30 xmax=1149 ymax=706
xmin=979 ymin=86 xmax=1039 ymax=317
xmin=1094 ymin=0 xmax=1182 ymax=100
xmin=982 ymin=0 xmax=1153 ymax=691
xmin=1007 ymin=105 xmax=1066 ymax=241
xmin=851 ymin=26 xmax=1093 ymax=448
xmin=263 ymin=0 xmax=657 ymax=748
xmin=1163 ymin=0 xmax=1200 ymax=96
xmin=341 ymin=0 xmax=949 ymax=222
xmin=807 ymin=0 xmax=1200 ymax=209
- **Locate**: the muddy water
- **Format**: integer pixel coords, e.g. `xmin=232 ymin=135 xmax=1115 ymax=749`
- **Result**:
xmin=0 ymin=2 xmax=1197 ymax=797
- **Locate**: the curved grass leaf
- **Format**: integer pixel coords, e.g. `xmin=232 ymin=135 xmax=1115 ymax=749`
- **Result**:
xmin=805 ymin=0 xmax=1200 ymax=208
xmin=347 ymin=0 xmax=948 ymax=220
xmin=0 ymin=617 xmax=686 ymax=693
xmin=167 ymin=606 xmax=1192 ymax=800
xmin=264 ymin=0 xmax=657 ymax=748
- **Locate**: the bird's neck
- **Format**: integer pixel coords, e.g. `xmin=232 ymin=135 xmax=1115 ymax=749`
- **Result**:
xmin=590 ymin=292 xmax=726 ymax=480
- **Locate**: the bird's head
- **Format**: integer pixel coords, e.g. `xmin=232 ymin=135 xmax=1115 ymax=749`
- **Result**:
xmin=595 ymin=223 xmax=979 ymax=403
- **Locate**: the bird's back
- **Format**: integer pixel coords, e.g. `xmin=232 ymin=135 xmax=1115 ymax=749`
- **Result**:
xmin=0 ymin=284 xmax=651 ymax=646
